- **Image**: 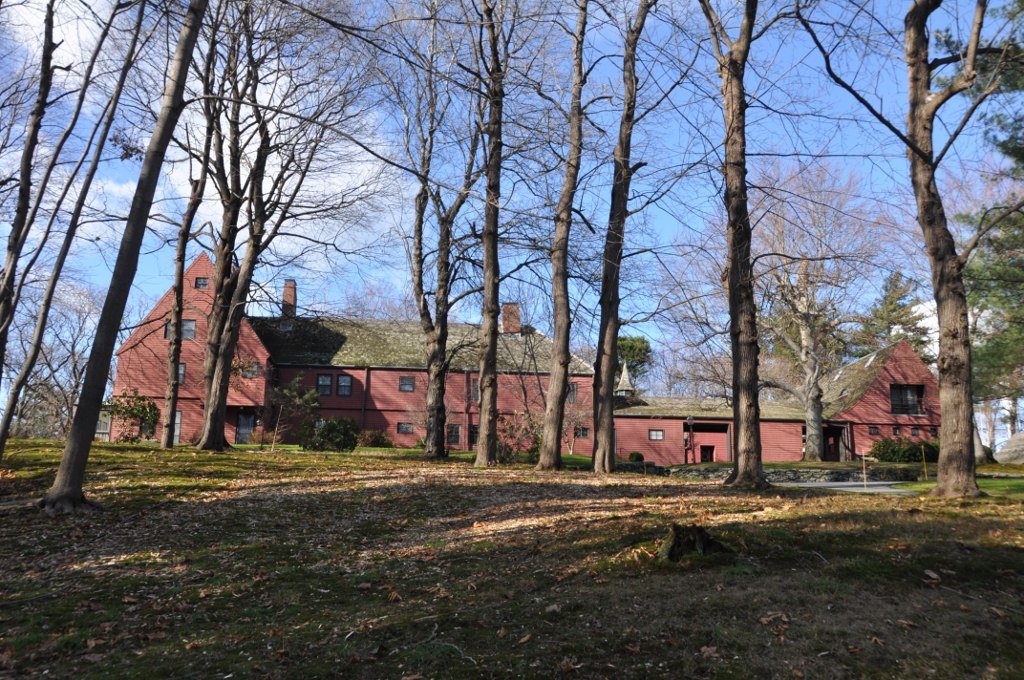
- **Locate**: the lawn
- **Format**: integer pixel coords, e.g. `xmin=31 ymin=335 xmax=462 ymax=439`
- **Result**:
xmin=1 ymin=440 xmax=1022 ymax=679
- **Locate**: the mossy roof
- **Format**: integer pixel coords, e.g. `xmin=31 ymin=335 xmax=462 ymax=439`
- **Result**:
xmin=820 ymin=344 xmax=900 ymax=419
xmin=615 ymin=343 xmax=903 ymax=422
xmin=248 ymin=316 xmax=594 ymax=374
xmin=613 ymin=396 xmax=807 ymax=421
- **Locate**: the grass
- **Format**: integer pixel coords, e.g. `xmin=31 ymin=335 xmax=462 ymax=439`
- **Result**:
xmin=1 ymin=439 xmax=1022 ymax=679
xmin=895 ymin=478 xmax=1024 ymax=499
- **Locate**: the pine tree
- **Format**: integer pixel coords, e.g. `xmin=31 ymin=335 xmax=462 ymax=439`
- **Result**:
xmin=848 ymin=273 xmax=932 ymax=360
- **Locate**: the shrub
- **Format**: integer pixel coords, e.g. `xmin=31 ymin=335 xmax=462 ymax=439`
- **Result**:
xmin=357 ymin=429 xmax=394 ymax=448
xmin=105 ymin=390 xmax=159 ymax=443
xmin=869 ymin=437 xmax=939 ymax=463
xmin=496 ymin=412 xmax=541 ymax=464
xmin=299 ymin=418 xmax=359 ymax=452
xmin=628 ymin=451 xmax=645 ymax=463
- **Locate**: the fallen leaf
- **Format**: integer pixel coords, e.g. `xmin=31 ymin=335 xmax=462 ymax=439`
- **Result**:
xmin=356 ymin=583 xmax=372 ymax=591
xmin=987 ymin=607 xmax=1007 ymax=619
xmin=545 ymin=604 xmax=562 ymax=614
xmin=700 ymin=645 xmax=719 ymax=659
xmin=624 ymin=643 xmax=641 ymax=655
xmin=497 ymin=627 xmax=507 ymax=639
xmin=871 ymin=636 xmax=886 ymax=646
xmin=518 ymin=633 xmax=533 ymax=645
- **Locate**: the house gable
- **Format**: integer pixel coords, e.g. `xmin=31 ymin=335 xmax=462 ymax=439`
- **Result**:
xmin=833 ymin=341 xmax=939 ymax=425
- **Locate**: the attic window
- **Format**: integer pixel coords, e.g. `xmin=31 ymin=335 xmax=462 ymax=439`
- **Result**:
xmin=890 ymin=384 xmax=924 ymax=415
xmin=194 ymin=277 xmax=209 ymax=289
xmin=164 ymin=319 xmax=196 ymax=340
xmin=399 ymin=376 xmax=415 ymax=392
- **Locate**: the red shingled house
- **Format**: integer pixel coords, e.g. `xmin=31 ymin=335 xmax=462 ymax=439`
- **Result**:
xmin=111 ymin=255 xmax=594 ymax=450
xmin=611 ymin=341 xmax=941 ymax=466
xmin=110 ymin=256 xmax=940 ymax=463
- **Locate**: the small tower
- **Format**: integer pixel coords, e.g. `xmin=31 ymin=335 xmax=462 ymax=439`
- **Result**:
xmin=614 ymin=362 xmax=635 ymax=397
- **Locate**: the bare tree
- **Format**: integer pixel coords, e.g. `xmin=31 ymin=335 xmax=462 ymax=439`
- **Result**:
xmin=192 ymin=0 xmax=380 ymax=450
xmin=40 ymin=0 xmax=210 ymax=514
xmin=381 ymin=0 xmax=484 ymax=459
xmin=537 ymin=0 xmax=589 ymax=471
xmin=696 ymin=0 xmax=768 ymax=488
xmin=592 ymin=0 xmax=655 ymax=474
xmin=754 ymin=164 xmax=879 ymax=460
xmin=0 ymin=0 xmax=151 ymax=460
xmin=798 ymin=0 xmax=1020 ymax=496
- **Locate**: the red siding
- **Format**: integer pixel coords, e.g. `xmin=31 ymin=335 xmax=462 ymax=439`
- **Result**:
xmin=836 ymin=342 xmax=941 ymax=456
xmin=113 ymin=254 xmax=272 ymax=444
xmin=610 ymin=417 xmax=805 ymax=466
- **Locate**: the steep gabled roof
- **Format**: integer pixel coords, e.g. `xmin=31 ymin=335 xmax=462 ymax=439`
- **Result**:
xmin=248 ymin=316 xmax=594 ymax=374
xmin=820 ymin=343 xmax=903 ymax=419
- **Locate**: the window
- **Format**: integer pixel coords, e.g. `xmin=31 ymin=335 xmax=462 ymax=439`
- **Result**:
xmin=446 ymin=424 xmax=461 ymax=445
xmin=574 ymin=426 xmax=590 ymax=439
xmin=911 ymin=427 xmax=920 ymax=437
xmin=95 ymin=411 xmax=112 ymax=441
xmin=397 ymin=422 xmax=414 ymax=435
xmin=892 ymin=426 xmax=902 ymax=436
xmin=566 ymin=382 xmax=578 ymax=404
xmin=868 ymin=426 xmax=881 ymax=436
xmin=174 ymin=410 xmax=182 ymax=444
xmin=241 ymin=362 xmax=259 ymax=379
xmin=194 ymin=277 xmax=209 ymax=289
xmin=471 ymin=378 xmax=479 ymax=403
xmin=176 ymin=362 xmax=185 ymax=384
xmin=164 ymin=319 xmax=196 ymax=340
xmin=316 ymin=374 xmax=332 ymax=396
xmin=890 ymin=384 xmax=925 ymax=415
xmin=648 ymin=429 xmax=665 ymax=441
xmin=930 ymin=427 xmax=938 ymax=437
xmin=399 ymin=376 xmax=415 ymax=392
xmin=469 ymin=424 xmax=480 ymax=446
xmin=337 ymin=374 xmax=352 ymax=396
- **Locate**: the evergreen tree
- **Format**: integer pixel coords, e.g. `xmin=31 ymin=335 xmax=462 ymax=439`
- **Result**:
xmin=848 ymin=273 xmax=932 ymax=360
xmin=616 ymin=336 xmax=653 ymax=387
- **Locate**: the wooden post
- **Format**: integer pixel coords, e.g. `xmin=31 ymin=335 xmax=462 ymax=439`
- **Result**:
xmin=921 ymin=443 xmax=928 ymax=480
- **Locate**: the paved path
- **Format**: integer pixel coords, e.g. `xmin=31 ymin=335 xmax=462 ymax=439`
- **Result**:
xmin=777 ymin=480 xmax=918 ymax=496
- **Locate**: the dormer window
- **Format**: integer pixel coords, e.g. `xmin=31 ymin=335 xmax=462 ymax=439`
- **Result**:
xmin=890 ymin=384 xmax=924 ymax=415
xmin=194 ymin=277 xmax=209 ymax=289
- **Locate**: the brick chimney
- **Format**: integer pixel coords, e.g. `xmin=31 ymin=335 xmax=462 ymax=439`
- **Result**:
xmin=282 ymin=279 xmax=296 ymax=317
xmin=501 ymin=302 xmax=521 ymax=334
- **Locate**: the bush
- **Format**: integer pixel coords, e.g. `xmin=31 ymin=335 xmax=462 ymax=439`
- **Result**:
xmin=357 ymin=429 xmax=393 ymax=448
xmin=299 ymin=418 xmax=359 ymax=452
xmin=628 ymin=451 xmax=645 ymax=463
xmin=869 ymin=437 xmax=939 ymax=463
xmin=496 ymin=413 xmax=541 ymax=465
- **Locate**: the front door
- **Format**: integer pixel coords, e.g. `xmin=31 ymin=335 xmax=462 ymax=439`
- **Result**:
xmin=237 ymin=413 xmax=255 ymax=444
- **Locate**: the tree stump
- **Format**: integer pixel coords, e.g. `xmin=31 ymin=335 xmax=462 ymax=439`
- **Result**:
xmin=657 ymin=523 xmax=727 ymax=562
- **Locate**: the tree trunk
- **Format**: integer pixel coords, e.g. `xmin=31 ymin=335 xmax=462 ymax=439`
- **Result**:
xmin=905 ymin=5 xmax=981 ymax=497
xmin=707 ymin=0 xmax=765 ymax=489
xmin=802 ymin=384 xmax=824 ymax=462
xmin=1008 ymin=398 xmax=1019 ymax=436
xmin=39 ymin=0 xmax=210 ymax=514
xmin=475 ymin=0 xmax=504 ymax=468
xmin=423 ymin=328 xmax=450 ymax=458
xmin=539 ymin=0 xmax=588 ymax=471
xmin=593 ymin=0 xmax=652 ymax=475
xmin=161 ymin=214 xmax=189 ymax=449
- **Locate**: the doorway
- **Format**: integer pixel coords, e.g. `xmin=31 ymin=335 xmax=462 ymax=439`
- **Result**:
xmin=700 ymin=445 xmax=715 ymax=463
xmin=237 ymin=413 xmax=255 ymax=444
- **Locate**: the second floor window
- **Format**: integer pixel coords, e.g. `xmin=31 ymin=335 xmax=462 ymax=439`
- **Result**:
xmin=317 ymin=374 xmax=332 ymax=396
xmin=337 ymin=375 xmax=352 ymax=396
xmin=649 ymin=429 xmax=664 ymax=441
xmin=164 ymin=319 xmax=196 ymax=340
xmin=471 ymin=378 xmax=480 ymax=403
xmin=241 ymin=362 xmax=259 ymax=378
xmin=177 ymin=362 xmax=185 ymax=384
xmin=890 ymin=384 xmax=924 ymax=415
xmin=566 ymin=382 xmax=578 ymax=404
xmin=194 ymin=277 xmax=209 ymax=289
xmin=399 ymin=376 xmax=415 ymax=392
